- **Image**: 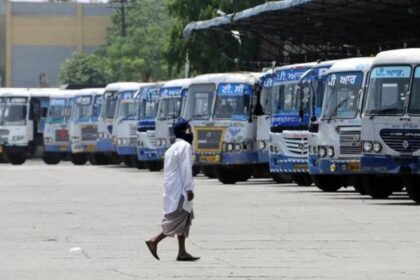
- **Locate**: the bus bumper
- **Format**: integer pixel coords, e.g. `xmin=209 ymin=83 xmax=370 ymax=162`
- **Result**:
xmin=361 ymin=154 xmax=420 ymax=174
xmin=269 ymin=154 xmax=308 ymax=173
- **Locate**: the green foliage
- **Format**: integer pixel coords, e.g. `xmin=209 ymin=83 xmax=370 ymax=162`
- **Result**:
xmin=166 ymin=0 xmax=266 ymax=76
xmin=59 ymin=52 xmax=112 ymax=86
xmin=97 ymin=0 xmax=170 ymax=82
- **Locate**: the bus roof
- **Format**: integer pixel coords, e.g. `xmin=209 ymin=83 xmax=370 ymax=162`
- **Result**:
xmin=104 ymin=82 xmax=142 ymax=91
xmin=274 ymin=62 xmax=317 ymax=72
xmin=161 ymin=78 xmax=192 ymax=89
xmin=189 ymin=72 xmax=262 ymax=86
xmin=327 ymin=57 xmax=374 ymax=74
xmin=373 ymin=49 xmax=420 ymax=65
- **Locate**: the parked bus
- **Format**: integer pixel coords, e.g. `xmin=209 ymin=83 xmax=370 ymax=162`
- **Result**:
xmin=112 ymin=83 xmax=151 ymax=167
xmin=154 ymin=79 xmax=191 ymax=170
xmin=182 ymin=73 xmax=263 ymax=184
xmin=96 ymin=82 xmax=141 ymax=163
xmin=0 ymin=88 xmax=58 ymax=164
xmin=43 ymin=90 xmax=77 ymax=164
xmin=69 ymin=88 xmax=104 ymax=165
xmin=268 ymin=63 xmax=316 ymax=186
xmin=361 ymin=49 xmax=420 ymax=201
xmin=136 ymin=83 xmax=163 ymax=171
xmin=309 ymin=58 xmax=373 ymax=192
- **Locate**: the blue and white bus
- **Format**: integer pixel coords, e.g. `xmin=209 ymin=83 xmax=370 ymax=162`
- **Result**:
xmin=308 ymin=58 xmax=373 ymax=192
xmin=136 ymin=83 xmax=163 ymax=171
xmin=361 ymin=49 xmax=420 ymax=201
xmin=268 ymin=63 xmax=315 ymax=186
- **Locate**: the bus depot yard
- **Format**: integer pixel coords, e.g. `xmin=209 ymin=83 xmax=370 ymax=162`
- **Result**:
xmin=0 ymin=160 xmax=419 ymax=280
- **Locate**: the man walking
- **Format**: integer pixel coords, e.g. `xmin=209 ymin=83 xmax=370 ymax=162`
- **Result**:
xmin=146 ymin=119 xmax=200 ymax=261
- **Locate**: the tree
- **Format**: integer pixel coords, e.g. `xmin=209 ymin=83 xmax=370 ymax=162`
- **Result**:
xmin=97 ymin=0 xmax=170 ymax=82
xmin=165 ymin=0 xmax=266 ymax=77
xmin=59 ymin=52 xmax=112 ymax=86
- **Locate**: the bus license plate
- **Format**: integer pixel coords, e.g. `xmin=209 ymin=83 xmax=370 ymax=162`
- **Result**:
xmin=86 ymin=145 xmax=95 ymax=152
xmin=347 ymin=162 xmax=360 ymax=171
xmin=294 ymin=163 xmax=308 ymax=171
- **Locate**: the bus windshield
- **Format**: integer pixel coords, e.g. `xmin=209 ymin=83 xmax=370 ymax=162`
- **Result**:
xmin=364 ymin=66 xmax=411 ymax=115
xmin=115 ymin=91 xmax=137 ymax=121
xmin=157 ymin=97 xmax=182 ymax=120
xmin=183 ymin=90 xmax=214 ymax=120
xmin=271 ymin=83 xmax=301 ymax=114
xmin=100 ymin=91 xmax=118 ymax=119
xmin=47 ymin=98 xmax=67 ymax=124
xmin=2 ymin=97 xmax=28 ymax=126
xmin=138 ymin=96 xmax=159 ymax=120
xmin=72 ymin=96 xmax=92 ymax=121
xmin=92 ymin=95 xmax=102 ymax=120
xmin=408 ymin=67 xmax=420 ymax=114
xmin=321 ymin=72 xmax=363 ymax=119
xmin=214 ymin=95 xmax=250 ymax=120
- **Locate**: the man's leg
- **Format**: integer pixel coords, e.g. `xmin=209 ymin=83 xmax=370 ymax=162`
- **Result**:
xmin=177 ymin=235 xmax=187 ymax=256
xmin=146 ymin=232 xmax=166 ymax=260
xmin=176 ymin=235 xmax=200 ymax=261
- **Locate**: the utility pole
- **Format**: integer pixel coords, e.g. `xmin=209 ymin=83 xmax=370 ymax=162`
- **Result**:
xmin=121 ymin=0 xmax=126 ymax=37
xmin=110 ymin=0 xmax=128 ymax=37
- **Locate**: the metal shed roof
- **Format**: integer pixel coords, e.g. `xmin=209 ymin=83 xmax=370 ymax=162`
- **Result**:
xmin=183 ymin=0 xmax=420 ymax=64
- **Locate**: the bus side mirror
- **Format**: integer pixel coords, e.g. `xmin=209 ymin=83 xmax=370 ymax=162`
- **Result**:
xmin=309 ymin=116 xmax=318 ymax=133
xmin=299 ymin=109 xmax=304 ymax=120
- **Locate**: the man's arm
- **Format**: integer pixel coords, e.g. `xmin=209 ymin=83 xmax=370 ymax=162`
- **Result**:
xmin=179 ymin=144 xmax=195 ymax=200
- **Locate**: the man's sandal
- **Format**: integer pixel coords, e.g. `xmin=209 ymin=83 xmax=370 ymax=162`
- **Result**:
xmin=145 ymin=240 xmax=160 ymax=260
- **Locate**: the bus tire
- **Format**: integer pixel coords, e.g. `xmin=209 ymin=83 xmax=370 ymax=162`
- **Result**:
xmin=271 ymin=173 xmax=292 ymax=184
xmin=202 ymin=167 xmax=217 ymax=178
xmin=131 ymin=156 xmax=145 ymax=169
xmin=122 ymin=156 xmax=134 ymax=167
xmin=312 ymin=175 xmax=342 ymax=192
xmin=292 ymin=174 xmax=313 ymax=186
xmin=192 ymin=165 xmax=200 ymax=177
xmin=405 ymin=176 xmax=420 ymax=203
xmin=362 ymin=175 xmax=398 ymax=199
xmin=9 ymin=153 xmax=26 ymax=165
xmin=146 ymin=161 xmax=163 ymax=172
xmin=71 ymin=154 xmax=87 ymax=165
xmin=216 ymin=167 xmax=238 ymax=184
xmin=43 ymin=152 xmax=61 ymax=165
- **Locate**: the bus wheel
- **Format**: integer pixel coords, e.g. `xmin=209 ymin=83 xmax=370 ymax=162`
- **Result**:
xmin=202 ymin=167 xmax=217 ymax=178
xmin=292 ymin=174 xmax=313 ymax=186
xmin=146 ymin=161 xmax=163 ymax=172
xmin=238 ymin=168 xmax=252 ymax=182
xmin=122 ymin=156 xmax=134 ymax=167
xmin=131 ymin=156 xmax=145 ymax=169
xmin=271 ymin=173 xmax=292 ymax=184
xmin=216 ymin=167 xmax=238 ymax=184
xmin=312 ymin=175 xmax=342 ymax=192
xmin=9 ymin=153 xmax=26 ymax=165
xmin=192 ymin=165 xmax=200 ymax=177
xmin=71 ymin=154 xmax=87 ymax=165
xmin=353 ymin=179 xmax=367 ymax=195
xmin=405 ymin=176 xmax=420 ymax=203
xmin=43 ymin=152 xmax=61 ymax=165
xmin=362 ymin=175 xmax=397 ymax=199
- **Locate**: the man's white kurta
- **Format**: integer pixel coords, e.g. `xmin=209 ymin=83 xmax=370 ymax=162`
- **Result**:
xmin=163 ymin=139 xmax=195 ymax=215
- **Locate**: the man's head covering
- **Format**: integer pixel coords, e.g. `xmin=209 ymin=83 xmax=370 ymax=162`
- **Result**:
xmin=173 ymin=118 xmax=191 ymax=139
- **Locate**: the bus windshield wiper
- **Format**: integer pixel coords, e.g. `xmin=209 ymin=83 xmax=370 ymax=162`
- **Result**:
xmin=326 ymin=96 xmax=351 ymax=122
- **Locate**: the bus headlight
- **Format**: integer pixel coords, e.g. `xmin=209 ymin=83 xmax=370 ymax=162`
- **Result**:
xmin=123 ymin=138 xmax=129 ymax=145
xmin=319 ymin=146 xmax=327 ymax=158
xmin=327 ymin=147 xmax=334 ymax=157
xmin=234 ymin=143 xmax=241 ymax=152
xmin=226 ymin=143 xmax=234 ymax=152
xmin=373 ymin=142 xmax=382 ymax=153
xmin=98 ymin=132 xmax=104 ymax=138
xmin=162 ymin=139 xmax=167 ymax=146
xmin=363 ymin=141 xmax=373 ymax=152
xmin=259 ymin=141 xmax=266 ymax=150
xmin=117 ymin=138 xmax=123 ymax=145
xmin=156 ymin=139 xmax=162 ymax=147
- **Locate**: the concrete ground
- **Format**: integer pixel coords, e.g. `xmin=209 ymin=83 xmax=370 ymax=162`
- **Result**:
xmin=0 ymin=160 xmax=419 ymax=280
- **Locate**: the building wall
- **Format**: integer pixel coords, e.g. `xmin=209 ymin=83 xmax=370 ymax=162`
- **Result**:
xmin=3 ymin=1 xmax=112 ymax=87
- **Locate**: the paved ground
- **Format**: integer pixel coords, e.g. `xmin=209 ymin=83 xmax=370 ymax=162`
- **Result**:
xmin=0 ymin=160 xmax=420 ymax=280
